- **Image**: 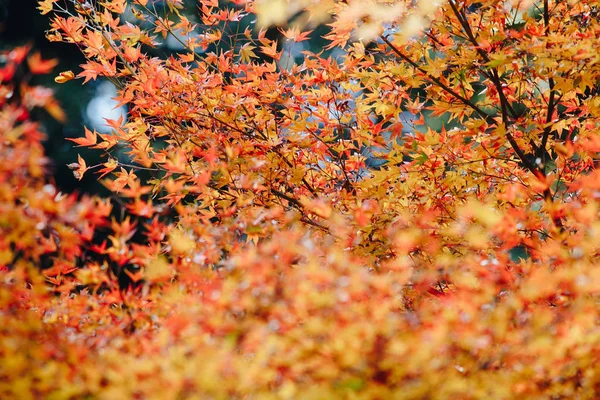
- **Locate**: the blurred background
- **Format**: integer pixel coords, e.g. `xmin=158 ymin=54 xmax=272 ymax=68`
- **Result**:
xmin=1 ymin=0 xmax=103 ymax=194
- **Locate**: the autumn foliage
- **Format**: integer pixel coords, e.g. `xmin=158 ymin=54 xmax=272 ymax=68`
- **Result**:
xmin=1 ymin=0 xmax=599 ymax=397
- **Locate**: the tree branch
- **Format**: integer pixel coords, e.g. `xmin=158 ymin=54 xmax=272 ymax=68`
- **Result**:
xmin=446 ymin=0 xmax=543 ymax=178
xmin=380 ymin=35 xmax=494 ymax=125
xmin=447 ymin=0 xmax=520 ymax=120
xmin=270 ymin=188 xmax=329 ymax=232
xmin=447 ymin=0 xmax=564 ymax=231
xmin=538 ymin=0 xmax=556 ymax=162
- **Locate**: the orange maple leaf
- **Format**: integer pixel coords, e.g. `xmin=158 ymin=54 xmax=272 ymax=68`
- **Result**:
xmin=67 ymin=127 xmax=97 ymax=147
xmin=260 ymin=41 xmax=281 ymax=60
xmin=27 ymin=52 xmax=58 ymax=74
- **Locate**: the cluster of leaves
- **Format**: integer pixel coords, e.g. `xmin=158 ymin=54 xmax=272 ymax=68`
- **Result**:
xmin=1 ymin=0 xmax=599 ymax=398
xmin=0 ymin=45 xmax=112 ymax=396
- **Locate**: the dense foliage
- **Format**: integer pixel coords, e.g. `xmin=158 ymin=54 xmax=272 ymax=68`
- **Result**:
xmin=1 ymin=0 xmax=599 ymax=398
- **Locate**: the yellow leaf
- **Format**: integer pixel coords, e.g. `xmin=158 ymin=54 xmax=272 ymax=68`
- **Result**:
xmin=180 ymin=53 xmax=196 ymax=63
xmin=54 ymin=70 xmax=75 ymax=84
xmin=44 ymin=99 xmax=67 ymax=123
xmin=145 ymin=256 xmax=172 ymax=282
xmin=239 ymin=44 xmax=258 ymax=63
xmin=37 ymin=0 xmax=56 ymax=15
xmin=169 ymin=230 xmax=196 ymax=255
xmin=255 ymin=0 xmax=297 ymax=27
xmin=486 ymin=54 xmax=509 ymax=68
xmin=464 ymin=225 xmax=489 ymax=249
xmin=472 ymin=204 xmax=502 ymax=228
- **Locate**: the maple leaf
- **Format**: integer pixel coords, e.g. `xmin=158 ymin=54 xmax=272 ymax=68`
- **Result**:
xmin=111 ymin=168 xmax=138 ymax=193
xmin=54 ymin=70 xmax=74 ymax=83
xmin=97 ymin=158 xmax=118 ymax=179
xmin=37 ymin=0 xmax=56 ymax=15
xmin=127 ymin=198 xmax=154 ymax=217
xmin=51 ymin=16 xmax=84 ymax=42
xmin=78 ymin=59 xmax=117 ymax=83
xmin=67 ymin=127 xmax=97 ymax=147
xmin=95 ymin=132 xmax=119 ymax=150
xmin=102 ymin=0 xmax=127 ymax=14
xmin=44 ymin=260 xmax=78 ymax=277
xmin=145 ymin=255 xmax=172 ymax=282
xmin=67 ymin=154 xmax=88 ymax=180
xmin=44 ymin=97 xmax=67 ymax=123
xmin=260 ymin=41 xmax=281 ymax=60
xmin=279 ymin=27 xmax=313 ymax=43
xmin=239 ymin=43 xmax=259 ymax=63
xmin=123 ymin=45 xmax=142 ymax=63
xmin=0 ymin=63 xmax=16 ymax=82
xmin=27 ymin=52 xmax=58 ymax=74
xmin=179 ymin=53 xmax=196 ymax=63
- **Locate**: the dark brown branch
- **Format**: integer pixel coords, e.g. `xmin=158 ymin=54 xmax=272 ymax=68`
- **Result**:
xmin=446 ymin=0 xmax=542 ymax=178
xmin=445 ymin=2 xmax=563 ymax=230
xmin=380 ymin=35 xmax=494 ymax=124
xmin=270 ymin=188 xmax=329 ymax=232
xmin=447 ymin=0 xmax=520 ymax=120
xmin=382 ymin=32 xmax=541 ymax=178
xmin=240 ymin=103 xmax=319 ymax=197
xmin=198 ymin=105 xmax=319 ymax=197
xmin=539 ymin=0 xmax=564 ymax=231
xmin=271 ymin=187 xmax=304 ymax=209
xmin=538 ymin=0 xmax=556 ymax=161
